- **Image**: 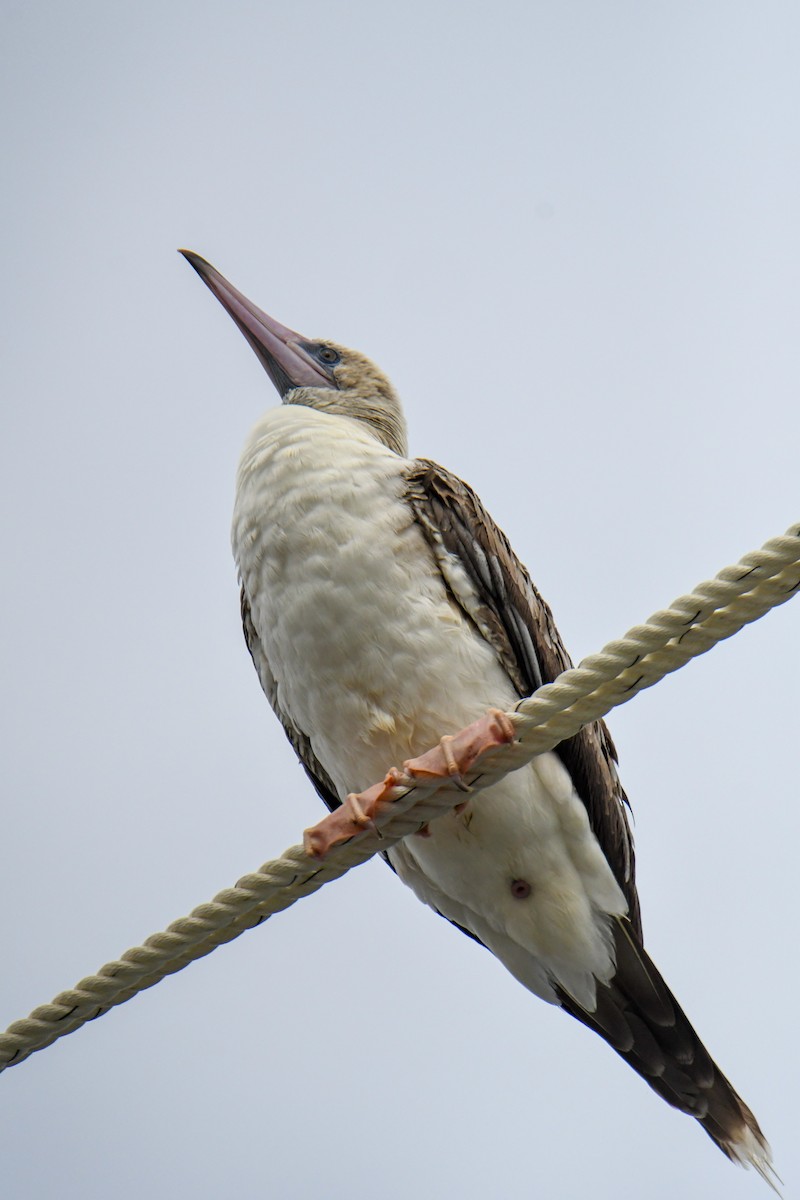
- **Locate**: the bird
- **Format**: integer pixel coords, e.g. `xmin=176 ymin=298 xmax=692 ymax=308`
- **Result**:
xmin=181 ymin=249 xmax=775 ymax=1186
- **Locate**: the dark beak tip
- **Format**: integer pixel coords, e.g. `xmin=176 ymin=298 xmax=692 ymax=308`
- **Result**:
xmin=179 ymin=248 xmax=208 ymax=273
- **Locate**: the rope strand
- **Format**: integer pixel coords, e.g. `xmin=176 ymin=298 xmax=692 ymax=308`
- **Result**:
xmin=1 ymin=521 xmax=797 ymax=1073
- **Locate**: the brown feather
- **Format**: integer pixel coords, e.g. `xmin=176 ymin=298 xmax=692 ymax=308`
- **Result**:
xmin=403 ymin=458 xmax=641 ymax=935
xmin=558 ymin=921 xmax=769 ymax=1163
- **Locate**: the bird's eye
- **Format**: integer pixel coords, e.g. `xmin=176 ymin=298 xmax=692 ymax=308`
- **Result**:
xmin=317 ymin=346 xmax=340 ymax=365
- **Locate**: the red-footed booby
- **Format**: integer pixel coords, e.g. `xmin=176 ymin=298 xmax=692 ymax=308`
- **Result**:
xmin=181 ymin=250 xmax=775 ymax=1186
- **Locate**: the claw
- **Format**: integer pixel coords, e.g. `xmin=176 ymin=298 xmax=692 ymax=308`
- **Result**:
xmin=345 ymin=792 xmax=371 ymax=828
xmin=435 ymin=735 xmax=469 ymax=791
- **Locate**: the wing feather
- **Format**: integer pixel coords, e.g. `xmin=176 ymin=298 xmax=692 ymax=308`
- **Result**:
xmin=403 ymin=458 xmax=641 ymax=936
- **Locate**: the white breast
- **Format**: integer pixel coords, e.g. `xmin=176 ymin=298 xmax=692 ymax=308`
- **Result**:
xmin=233 ymin=404 xmax=626 ymax=1009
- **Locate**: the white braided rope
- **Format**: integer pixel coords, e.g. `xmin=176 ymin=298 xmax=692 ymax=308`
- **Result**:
xmin=1 ymin=522 xmax=797 ymax=1073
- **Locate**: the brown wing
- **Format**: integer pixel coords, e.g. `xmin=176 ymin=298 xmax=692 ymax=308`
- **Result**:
xmin=240 ymin=586 xmax=341 ymax=815
xmin=403 ymin=458 xmax=641 ymax=937
xmin=403 ymin=461 xmax=776 ymax=1168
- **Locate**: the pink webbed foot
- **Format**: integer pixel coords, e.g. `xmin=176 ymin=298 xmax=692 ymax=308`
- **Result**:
xmin=402 ymin=708 xmax=516 ymax=786
xmin=406 ymin=709 xmax=516 ymax=833
xmin=303 ymin=767 xmax=409 ymax=859
xmin=302 ymin=708 xmax=516 ymax=860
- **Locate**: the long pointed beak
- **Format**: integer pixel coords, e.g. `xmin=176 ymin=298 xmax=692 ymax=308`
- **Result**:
xmin=179 ymin=250 xmax=332 ymax=396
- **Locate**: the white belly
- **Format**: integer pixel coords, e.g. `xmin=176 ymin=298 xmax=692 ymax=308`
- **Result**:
xmin=233 ymin=404 xmax=626 ymax=1008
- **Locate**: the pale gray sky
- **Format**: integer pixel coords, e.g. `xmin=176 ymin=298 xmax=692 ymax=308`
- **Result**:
xmin=2 ymin=3 xmax=798 ymax=1197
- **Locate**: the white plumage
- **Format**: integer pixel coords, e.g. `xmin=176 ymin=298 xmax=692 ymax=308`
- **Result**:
xmin=233 ymin=403 xmax=626 ymax=1010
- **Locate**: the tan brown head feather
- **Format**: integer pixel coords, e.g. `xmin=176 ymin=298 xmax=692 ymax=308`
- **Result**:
xmin=286 ymin=343 xmax=408 ymax=457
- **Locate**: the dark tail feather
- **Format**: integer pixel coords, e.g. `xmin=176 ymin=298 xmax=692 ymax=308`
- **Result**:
xmin=557 ymin=919 xmax=778 ymax=1191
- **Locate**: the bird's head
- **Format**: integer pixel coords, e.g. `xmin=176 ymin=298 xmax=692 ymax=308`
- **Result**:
xmin=180 ymin=251 xmax=407 ymax=457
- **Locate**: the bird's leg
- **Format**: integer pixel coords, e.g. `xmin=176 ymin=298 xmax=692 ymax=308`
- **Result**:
xmin=303 ymin=708 xmax=516 ymax=859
